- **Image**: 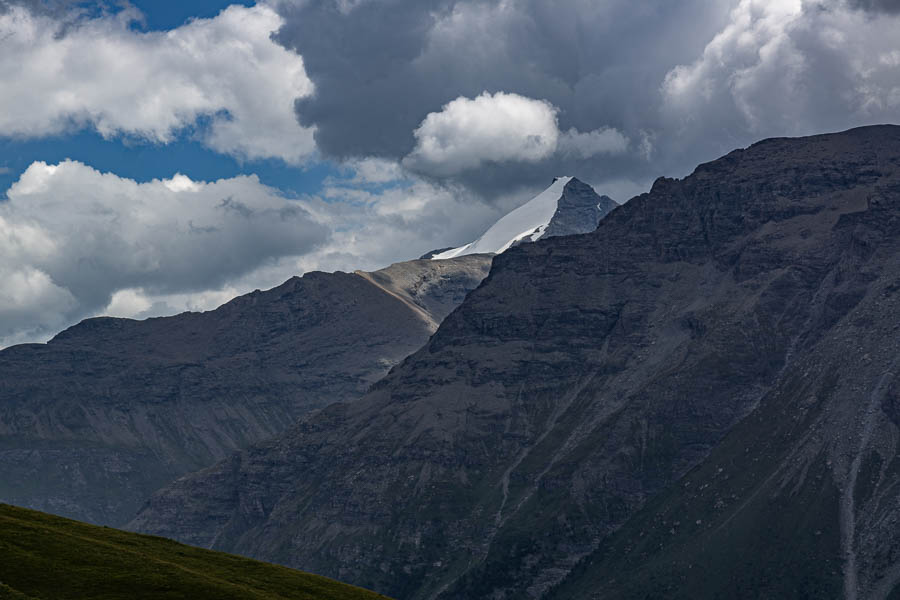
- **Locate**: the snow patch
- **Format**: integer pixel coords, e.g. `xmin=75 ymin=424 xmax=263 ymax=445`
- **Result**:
xmin=432 ymin=177 xmax=572 ymax=260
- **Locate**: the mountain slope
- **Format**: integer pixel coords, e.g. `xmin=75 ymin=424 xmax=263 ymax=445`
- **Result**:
xmin=0 ymin=255 xmax=491 ymax=526
xmin=355 ymin=256 xmax=492 ymax=331
xmin=546 ymin=159 xmax=900 ymax=598
xmin=132 ymin=126 xmax=900 ymax=599
xmin=0 ymin=503 xmax=390 ymax=600
xmin=431 ymin=176 xmax=616 ymax=259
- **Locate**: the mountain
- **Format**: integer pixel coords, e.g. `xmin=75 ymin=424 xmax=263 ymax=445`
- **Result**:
xmin=429 ymin=176 xmax=616 ymax=259
xmin=131 ymin=125 xmax=900 ymax=599
xmin=0 ymin=255 xmax=491 ymax=527
xmin=543 ymin=137 xmax=900 ymax=597
xmin=0 ymin=173 xmax=617 ymax=529
xmin=0 ymin=503 xmax=390 ymax=600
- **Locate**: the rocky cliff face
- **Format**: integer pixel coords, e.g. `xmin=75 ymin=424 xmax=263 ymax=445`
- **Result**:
xmin=547 ymin=136 xmax=900 ymax=598
xmin=130 ymin=125 xmax=900 ymax=600
xmin=0 ymin=255 xmax=491 ymax=526
xmin=542 ymin=178 xmax=617 ymax=240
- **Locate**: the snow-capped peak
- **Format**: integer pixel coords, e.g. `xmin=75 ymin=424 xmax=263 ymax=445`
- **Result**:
xmin=432 ymin=177 xmax=574 ymax=260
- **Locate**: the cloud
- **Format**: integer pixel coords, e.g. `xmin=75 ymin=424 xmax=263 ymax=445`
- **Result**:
xmin=273 ymin=0 xmax=452 ymax=160
xmin=402 ymin=91 xmax=628 ymax=176
xmin=299 ymin=164 xmax=500 ymax=273
xmin=0 ymin=3 xmax=315 ymax=164
xmin=662 ymin=0 xmax=807 ymax=132
xmin=272 ymin=0 xmax=732 ymax=194
xmin=847 ymin=0 xmax=900 ymax=13
xmin=557 ymin=127 xmax=630 ymax=159
xmin=272 ymin=0 xmax=900 ymax=199
xmin=0 ymin=160 xmax=327 ymax=345
xmin=403 ymin=92 xmax=559 ymax=176
xmin=659 ymin=0 xmax=900 ymax=161
xmin=0 ymin=1 xmax=74 ymax=15
xmin=339 ymin=157 xmax=405 ymax=185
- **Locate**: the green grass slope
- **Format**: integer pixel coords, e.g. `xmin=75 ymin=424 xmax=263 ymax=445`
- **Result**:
xmin=0 ymin=504 xmax=391 ymax=600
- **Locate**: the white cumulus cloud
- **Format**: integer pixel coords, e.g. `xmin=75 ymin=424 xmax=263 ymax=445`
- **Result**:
xmin=403 ymin=92 xmax=561 ymax=175
xmin=403 ymin=91 xmax=629 ymax=176
xmin=0 ymin=160 xmax=328 ymax=345
xmin=0 ymin=3 xmax=316 ymax=164
xmin=661 ymin=0 xmax=900 ymax=146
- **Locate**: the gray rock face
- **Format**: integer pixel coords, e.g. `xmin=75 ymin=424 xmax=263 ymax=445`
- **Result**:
xmin=130 ymin=125 xmax=900 ymax=600
xmin=545 ymin=160 xmax=900 ymax=597
xmin=542 ymin=178 xmax=617 ymax=240
xmin=0 ymin=255 xmax=491 ymax=526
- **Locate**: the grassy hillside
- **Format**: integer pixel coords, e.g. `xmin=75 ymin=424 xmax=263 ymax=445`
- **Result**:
xmin=0 ymin=504 xmax=390 ymax=600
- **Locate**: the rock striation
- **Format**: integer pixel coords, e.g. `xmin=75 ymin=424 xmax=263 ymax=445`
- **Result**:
xmin=132 ymin=125 xmax=900 ymax=600
xmin=0 ymin=255 xmax=491 ymax=526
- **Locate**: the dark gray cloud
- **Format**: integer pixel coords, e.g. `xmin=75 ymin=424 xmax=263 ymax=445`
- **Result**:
xmin=274 ymin=0 xmax=732 ymax=197
xmin=848 ymin=0 xmax=900 ymax=13
xmin=275 ymin=0 xmax=900 ymax=201
xmin=274 ymin=0 xmax=455 ymax=159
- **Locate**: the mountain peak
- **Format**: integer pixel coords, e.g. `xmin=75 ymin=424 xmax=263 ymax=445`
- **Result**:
xmin=431 ymin=176 xmax=615 ymax=260
xmin=544 ymin=177 xmax=618 ymax=240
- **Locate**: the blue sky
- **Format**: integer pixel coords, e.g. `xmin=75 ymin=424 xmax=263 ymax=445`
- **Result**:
xmin=127 ymin=0 xmax=254 ymax=30
xmin=0 ymin=1 xmax=335 ymax=198
xmin=0 ymin=128 xmax=336 ymax=199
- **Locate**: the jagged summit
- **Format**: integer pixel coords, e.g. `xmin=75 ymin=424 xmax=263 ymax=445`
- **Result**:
xmin=430 ymin=176 xmax=616 ymax=259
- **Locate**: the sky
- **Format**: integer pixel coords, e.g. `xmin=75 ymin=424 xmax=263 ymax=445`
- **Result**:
xmin=1 ymin=0 xmax=900 ymax=346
